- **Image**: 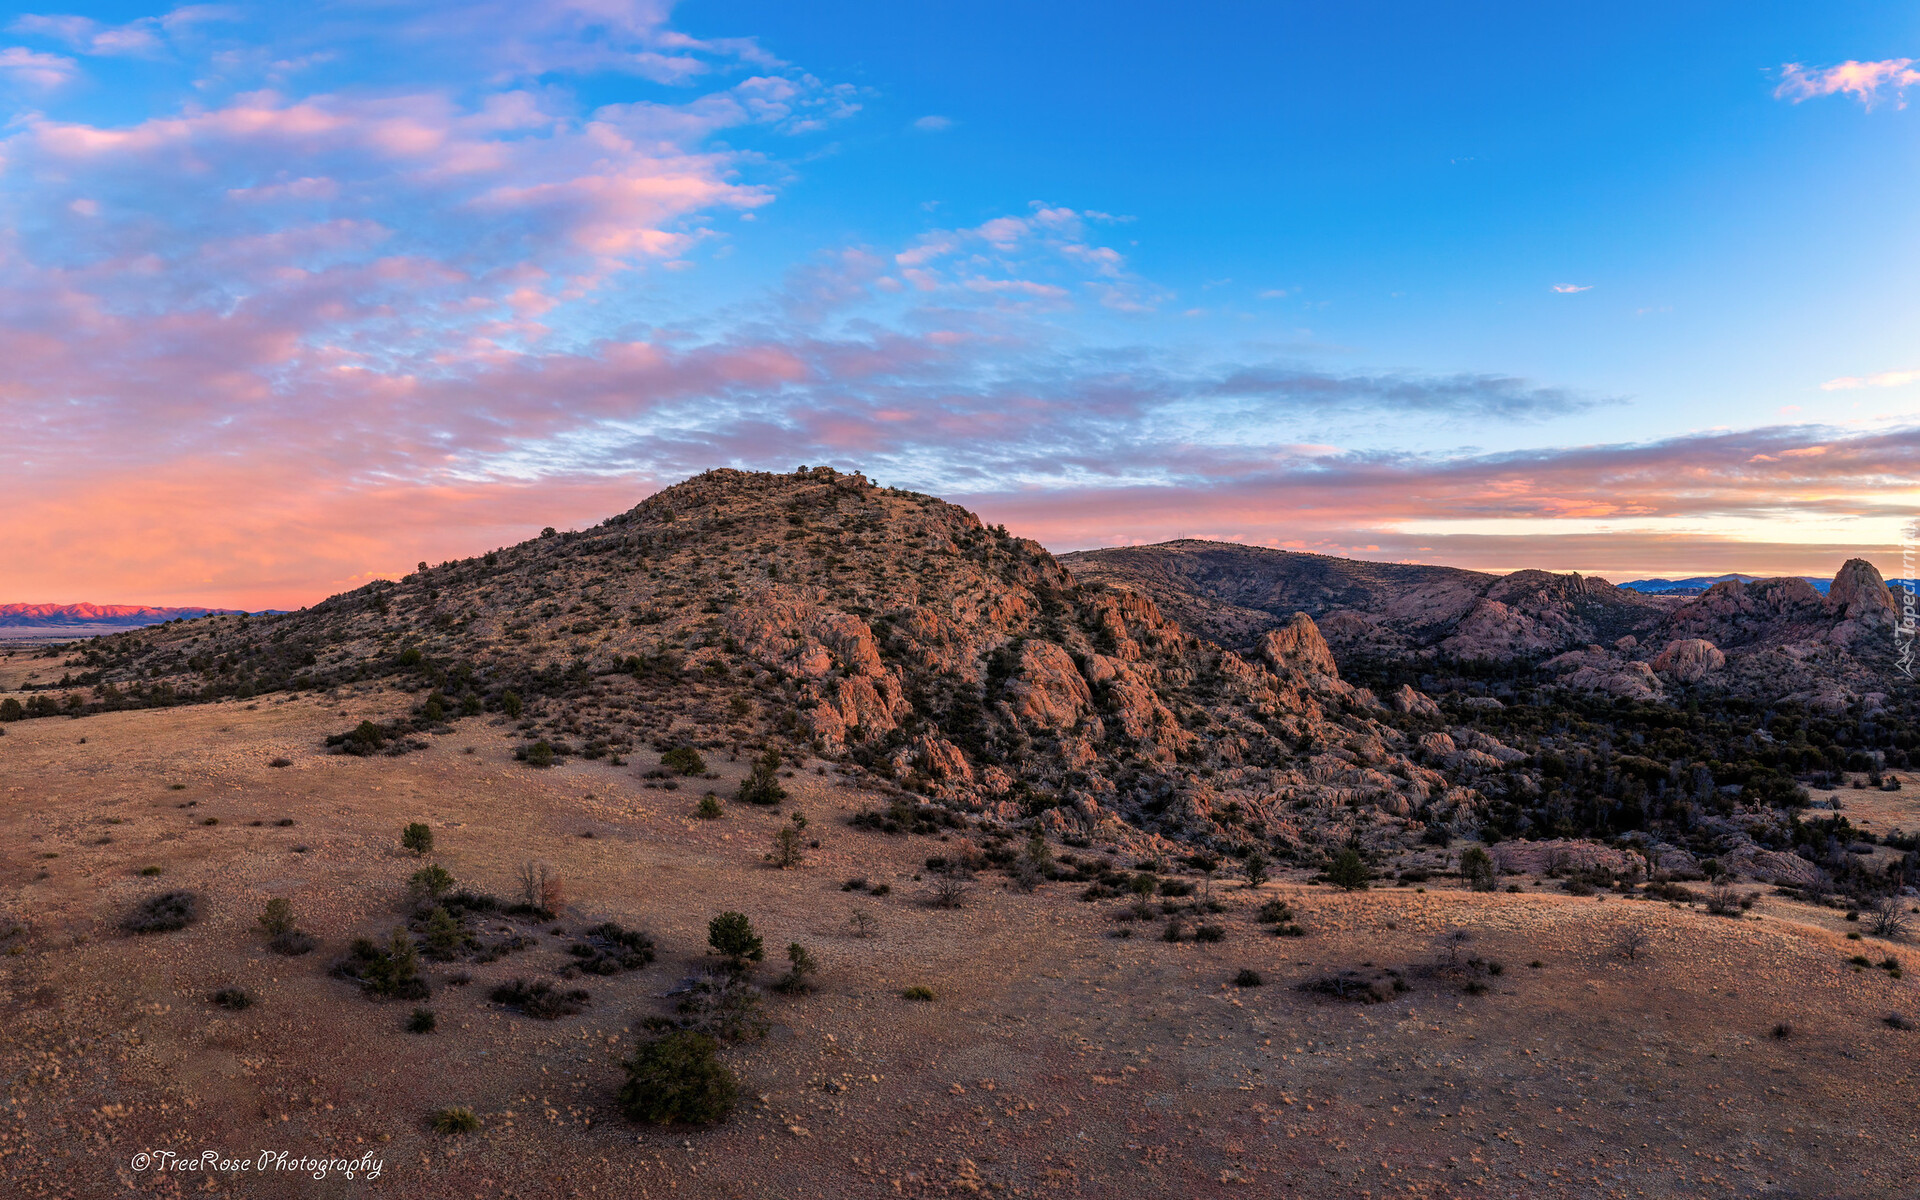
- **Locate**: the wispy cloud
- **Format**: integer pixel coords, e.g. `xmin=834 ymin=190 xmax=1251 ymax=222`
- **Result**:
xmin=1551 ymin=283 xmax=1592 ymax=294
xmin=1775 ymin=58 xmax=1920 ymax=109
xmin=0 ymin=44 xmax=77 ymax=89
xmin=911 ymin=114 xmax=953 ymax=132
xmin=1822 ymin=367 xmax=1920 ymax=391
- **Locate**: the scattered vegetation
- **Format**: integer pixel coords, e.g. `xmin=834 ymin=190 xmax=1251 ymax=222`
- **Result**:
xmin=618 ymin=1032 xmax=738 ymax=1126
xmin=124 ymin=891 xmax=198 ymax=934
xmin=490 ymin=978 xmax=590 ymax=1020
xmin=332 ymin=929 xmax=429 ymax=1000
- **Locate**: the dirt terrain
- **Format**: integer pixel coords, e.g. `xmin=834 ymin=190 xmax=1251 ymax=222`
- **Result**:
xmin=4 ymin=689 xmax=1919 ymax=1199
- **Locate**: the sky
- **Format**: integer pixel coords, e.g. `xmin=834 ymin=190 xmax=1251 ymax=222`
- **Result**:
xmin=1 ymin=1 xmax=1917 ymax=608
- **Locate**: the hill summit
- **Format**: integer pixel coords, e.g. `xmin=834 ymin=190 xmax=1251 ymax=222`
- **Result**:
xmin=63 ymin=467 xmax=1468 ymax=855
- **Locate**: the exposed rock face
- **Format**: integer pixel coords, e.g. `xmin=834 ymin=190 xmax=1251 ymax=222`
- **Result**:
xmin=1540 ymin=647 xmax=1664 ymax=701
xmin=1650 ymin=638 xmax=1725 ymax=683
xmin=1390 ymin=683 xmax=1441 ymax=718
xmin=1829 ymin=558 xmax=1895 ymax=620
xmin=1261 ymin=612 xmax=1339 ymax=682
xmin=1002 ymin=641 xmax=1091 ymax=731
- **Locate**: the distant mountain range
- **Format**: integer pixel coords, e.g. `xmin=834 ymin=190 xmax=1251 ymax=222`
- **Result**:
xmin=1618 ymin=574 xmax=1919 ymax=597
xmin=0 ymin=603 xmax=247 ymax=628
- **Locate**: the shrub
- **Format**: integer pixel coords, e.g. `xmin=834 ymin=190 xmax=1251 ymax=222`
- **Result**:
xmin=927 ymin=875 xmax=970 ymax=909
xmin=1298 ymin=972 xmax=1391 ymax=1003
xmin=708 ymin=912 xmax=764 ymax=970
xmin=902 ymin=985 xmax=937 ymax=1001
xmin=1327 ymin=848 xmax=1370 ymax=891
xmin=736 ymin=748 xmax=787 ymax=806
xmin=258 ymin=897 xmax=317 ymax=955
xmin=1771 ymin=1022 xmax=1793 ymax=1039
xmin=1194 ymin=924 xmax=1226 ymax=943
xmin=847 ymin=909 xmax=878 ymax=938
xmin=661 ymin=747 xmax=707 ymax=775
xmin=673 ymin=969 xmax=767 ymax=1041
xmin=490 ymin=979 xmax=589 ymax=1020
xmin=501 ymin=691 xmax=523 ymax=718
xmin=408 ymin=1007 xmax=437 ymax=1034
xmin=333 ymin=928 xmax=429 ymax=1000
xmin=515 ymin=862 xmax=564 ymax=915
xmin=1233 ymin=969 xmax=1264 ymax=988
xmin=1460 ymin=846 xmax=1497 ymax=892
xmin=409 ymin=864 xmax=455 ymax=903
xmin=520 ymin=741 xmax=556 ymax=769
xmin=138 ymin=865 xmax=163 ymax=876
xmin=773 ymin=942 xmax=818 ymax=994
xmin=268 ymin=757 xmax=292 ymax=768
xmin=1241 ymin=850 xmax=1269 ymax=888
xmin=210 ymin=987 xmax=254 ymax=1011
xmin=618 ymin=1032 xmax=738 ymax=1125
xmin=566 ymin=922 xmax=656 ymax=975
xmin=1886 ymin=1013 xmax=1914 ymax=1031
xmin=431 ymin=1107 xmax=481 ymax=1134
xmin=419 ymin=906 xmax=469 ymax=960
xmin=258 ymin=897 xmax=296 ymax=937
xmin=402 ymin=823 xmax=434 ymax=856
xmin=1257 ymin=899 xmax=1294 ymax=924
xmin=768 ymin=817 xmax=807 ymax=869
xmin=696 ymin=796 xmax=723 ymax=819
xmin=1870 ymin=894 xmax=1911 ymax=939
xmin=125 ymin=891 xmax=199 ymax=934
xmin=1616 ymin=926 xmax=1651 ymax=962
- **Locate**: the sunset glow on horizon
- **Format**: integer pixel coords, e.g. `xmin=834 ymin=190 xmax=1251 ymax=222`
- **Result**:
xmin=3 ymin=2 xmax=1917 ymax=609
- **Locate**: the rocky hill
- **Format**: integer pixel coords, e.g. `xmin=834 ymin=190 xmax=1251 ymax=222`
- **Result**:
xmin=38 ymin=468 xmax=1478 ymax=857
xmin=1061 ymin=540 xmax=1907 ymax=713
xmin=1058 ymin=540 xmax=1673 ymax=660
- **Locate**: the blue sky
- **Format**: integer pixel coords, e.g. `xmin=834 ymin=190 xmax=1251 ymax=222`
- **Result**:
xmin=1 ymin=0 xmax=1915 ymax=605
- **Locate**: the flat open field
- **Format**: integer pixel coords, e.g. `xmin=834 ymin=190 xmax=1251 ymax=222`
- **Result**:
xmin=3 ymin=688 xmax=1918 ymax=1199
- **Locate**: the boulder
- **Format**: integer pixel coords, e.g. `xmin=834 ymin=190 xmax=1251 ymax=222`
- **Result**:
xmin=1650 ymin=638 xmax=1725 ymax=683
xmin=1390 ymin=683 xmax=1441 ymax=718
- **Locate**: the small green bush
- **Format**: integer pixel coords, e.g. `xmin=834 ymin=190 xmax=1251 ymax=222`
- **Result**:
xmin=661 ymin=747 xmax=707 ymax=775
xmin=902 ymin=985 xmax=936 ymax=1001
xmin=1327 ymin=848 xmax=1370 ymax=891
xmin=409 ymin=864 xmax=455 ymax=902
xmin=431 ymin=1107 xmax=481 ymax=1134
xmin=408 ymin=1008 xmax=437 ymax=1034
xmin=210 ymin=987 xmax=254 ymax=1011
xmin=1460 ymin=846 xmax=1498 ymax=892
xmin=618 ymin=1032 xmax=738 ymax=1125
xmin=1233 ymin=969 xmax=1263 ymax=988
xmin=736 ymin=748 xmax=787 ymax=806
xmin=708 ymin=912 xmax=763 ymax=970
xmin=696 ymin=796 xmax=723 ymax=819
xmin=773 ymin=943 xmax=818 ymax=994
xmin=332 ymin=928 xmax=429 ymax=1000
xmin=402 ymin=823 xmax=434 ymax=856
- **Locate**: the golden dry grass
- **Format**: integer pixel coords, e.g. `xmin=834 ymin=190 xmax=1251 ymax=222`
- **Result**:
xmin=3 ymin=688 xmax=1918 ymax=1198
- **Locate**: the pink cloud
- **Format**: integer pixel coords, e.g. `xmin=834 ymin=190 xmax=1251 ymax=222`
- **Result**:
xmin=0 ymin=44 xmax=77 ymax=89
xmin=1775 ymin=58 xmax=1920 ymax=109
